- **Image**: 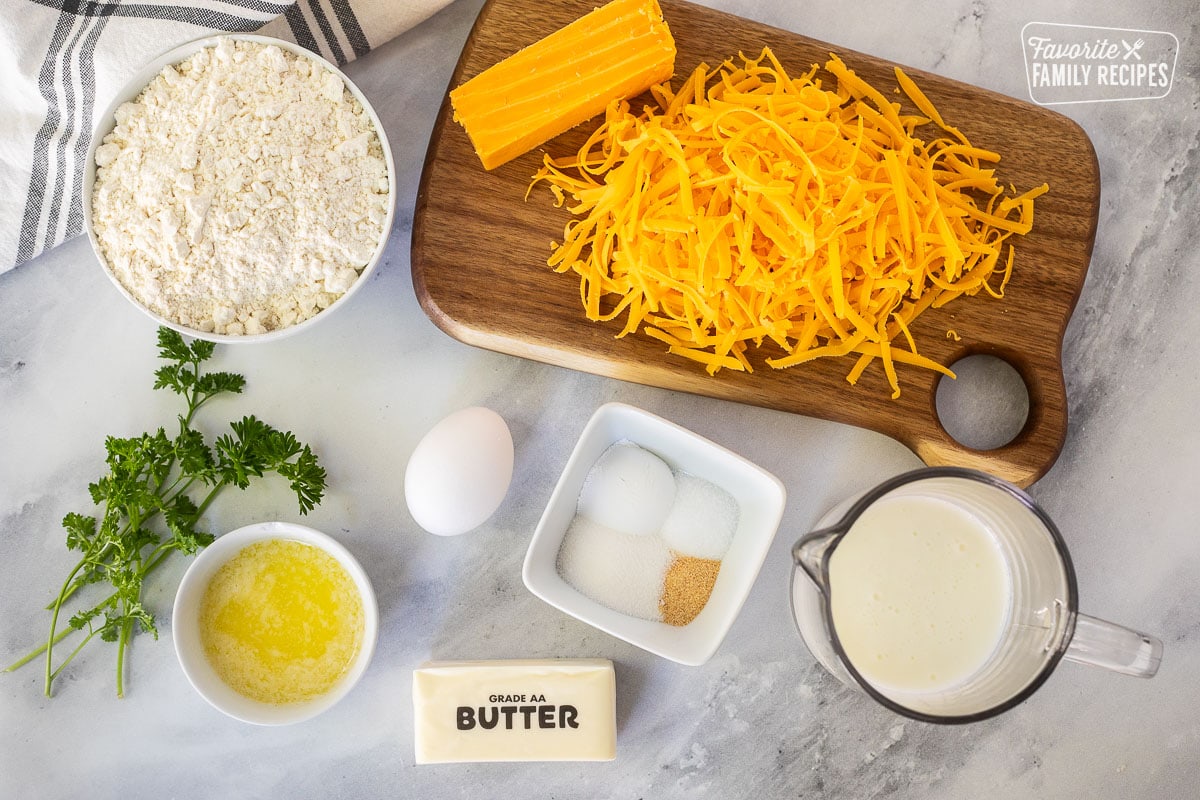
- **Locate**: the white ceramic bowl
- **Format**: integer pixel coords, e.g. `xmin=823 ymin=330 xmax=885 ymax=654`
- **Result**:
xmin=172 ymin=521 xmax=378 ymax=725
xmin=83 ymin=34 xmax=397 ymax=343
xmin=522 ymin=403 xmax=787 ymax=666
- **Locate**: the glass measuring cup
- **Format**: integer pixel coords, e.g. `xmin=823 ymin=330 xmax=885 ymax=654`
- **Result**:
xmin=790 ymin=467 xmax=1161 ymax=723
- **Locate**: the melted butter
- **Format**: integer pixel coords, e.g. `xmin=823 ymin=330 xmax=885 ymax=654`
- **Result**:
xmin=199 ymin=538 xmax=364 ymax=705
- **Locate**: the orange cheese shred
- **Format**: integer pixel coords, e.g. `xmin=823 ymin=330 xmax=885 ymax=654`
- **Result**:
xmin=529 ymin=47 xmax=1048 ymax=396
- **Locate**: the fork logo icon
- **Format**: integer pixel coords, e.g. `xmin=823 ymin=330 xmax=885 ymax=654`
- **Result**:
xmin=1122 ymin=38 xmax=1145 ymax=60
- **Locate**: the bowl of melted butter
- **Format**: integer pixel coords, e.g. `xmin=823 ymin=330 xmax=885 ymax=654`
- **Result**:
xmin=173 ymin=521 xmax=378 ymax=725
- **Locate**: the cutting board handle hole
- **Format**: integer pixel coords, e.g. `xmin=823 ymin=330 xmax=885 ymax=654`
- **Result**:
xmin=935 ymin=354 xmax=1030 ymax=451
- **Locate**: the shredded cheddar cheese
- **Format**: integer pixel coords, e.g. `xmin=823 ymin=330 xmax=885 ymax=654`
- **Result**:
xmin=529 ymin=48 xmax=1048 ymax=397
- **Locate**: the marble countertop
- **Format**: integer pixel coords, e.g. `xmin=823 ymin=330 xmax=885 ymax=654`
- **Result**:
xmin=2 ymin=0 xmax=1196 ymax=797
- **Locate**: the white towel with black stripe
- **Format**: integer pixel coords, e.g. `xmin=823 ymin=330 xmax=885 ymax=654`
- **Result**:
xmin=0 ymin=0 xmax=451 ymax=273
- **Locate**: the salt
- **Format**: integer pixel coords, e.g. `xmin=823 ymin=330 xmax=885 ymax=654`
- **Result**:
xmin=659 ymin=474 xmax=739 ymax=560
xmin=556 ymin=516 xmax=672 ymax=622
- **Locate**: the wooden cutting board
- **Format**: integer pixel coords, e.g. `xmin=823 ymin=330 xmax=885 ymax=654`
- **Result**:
xmin=412 ymin=0 xmax=1099 ymax=488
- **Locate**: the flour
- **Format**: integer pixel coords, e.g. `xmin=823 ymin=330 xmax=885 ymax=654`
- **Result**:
xmin=91 ymin=38 xmax=390 ymax=335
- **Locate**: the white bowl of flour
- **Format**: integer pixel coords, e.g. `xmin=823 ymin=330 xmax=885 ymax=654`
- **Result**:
xmin=84 ymin=34 xmax=396 ymax=342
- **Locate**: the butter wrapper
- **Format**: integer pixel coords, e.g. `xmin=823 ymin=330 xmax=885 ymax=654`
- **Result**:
xmin=412 ymin=658 xmax=616 ymax=763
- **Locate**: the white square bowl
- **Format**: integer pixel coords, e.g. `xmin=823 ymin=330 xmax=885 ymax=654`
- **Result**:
xmin=522 ymin=402 xmax=787 ymax=666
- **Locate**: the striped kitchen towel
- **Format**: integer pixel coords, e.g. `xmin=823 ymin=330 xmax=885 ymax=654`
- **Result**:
xmin=0 ymin=0 xmax=451 ymax=273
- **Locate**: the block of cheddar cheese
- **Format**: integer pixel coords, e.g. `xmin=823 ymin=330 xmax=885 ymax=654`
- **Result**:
xmin=449 ymin=0 xmax=676 ymax=170
xmin=412 ymin=659 xmax=617 ymax=763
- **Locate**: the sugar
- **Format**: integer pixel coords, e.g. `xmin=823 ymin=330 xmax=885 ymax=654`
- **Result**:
xmin=659 ymin=473 xmax=739 ymax=560
xmin=556 ymin=516 xmax=672 ymax=621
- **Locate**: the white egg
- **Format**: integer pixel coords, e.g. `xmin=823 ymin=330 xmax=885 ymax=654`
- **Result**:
xmin=576 ymin=441 xmax=676 ymax=537
xmin=404 ymin=407 xmax=514 ymax=536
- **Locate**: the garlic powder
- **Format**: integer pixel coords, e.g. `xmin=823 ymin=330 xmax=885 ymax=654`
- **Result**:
xmin=91 ymin=38 xmax=390 ymax=336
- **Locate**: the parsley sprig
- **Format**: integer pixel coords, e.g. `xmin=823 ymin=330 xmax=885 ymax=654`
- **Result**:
xmin=5 ymin=328 xmax=327 ymax=697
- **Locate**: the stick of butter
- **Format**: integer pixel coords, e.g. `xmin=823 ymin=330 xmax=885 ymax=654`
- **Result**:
xmin=412 ymin=659 xmax=616 ymax=763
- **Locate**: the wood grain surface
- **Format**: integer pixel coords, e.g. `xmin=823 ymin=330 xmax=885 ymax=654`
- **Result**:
xmin=412 ymin=0 xmax=1099 ymax=488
